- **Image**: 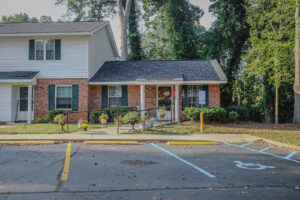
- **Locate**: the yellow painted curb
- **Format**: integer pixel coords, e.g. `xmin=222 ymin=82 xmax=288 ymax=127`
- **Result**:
xmin=61 ymin=142 xmax=72 ymax=181
xmin=84 ymin=141 xmax=138 ymax=145
xmin=168 ymin=141 xmax=217 ymax=145
xmin=0 ymin=140 xmax=55 ymax=145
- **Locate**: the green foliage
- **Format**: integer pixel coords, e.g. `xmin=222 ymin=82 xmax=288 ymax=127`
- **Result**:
xmin=158 ymin=107 xmax=166 ymax=116
xmin=142 ymin=0 xmax=203 ymax=59
xmin=225 ymin=105 xmax=250 ymax=122
xmin=99 ymin=113 xmax=109 ymax=121
xmin=108 ymin=106 xmax=135 ymax=121
xmin=53 ymin=114 xmax=66 ymax=124
xmin=183 ymin=106 xmax=227 ymax=123
xmin=40 ymin=16 xmax=53 ymax=22
xmin=1 ymin=13 xmax=39 ymax=23
xmin=248 ymin=104 xmax=265 ymax=123
xmin=128 ymin=0 xmax=144 ymax=60
xmin=89 ymin=110 xmax=103 ymax=124
xmin=49 ymin=110 xmax=65 ymax=122
xmin=228 ymin=111 xmax=237 ymax=122
xmin=36 ymin=116 xmax=50 ymax=123
xmin=122 ymin=111 xmax=140 ymax=124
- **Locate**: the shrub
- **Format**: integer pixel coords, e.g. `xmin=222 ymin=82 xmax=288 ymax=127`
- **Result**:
xmin=123 ymin=111 xmax=140 ymax=132
xmin=53 ymin=114 xmax=67 ymax=131
xmin=248 ymin=104 xmax=264 ymax=122
xmin=36 ymin=115 xmax=49 ymax=123
xmin=108 ymin=106 xmax=135 ymax=121
xmin=183 ymin=106 xmax=227 ymax=123
xmin=99 ymin=113 xmax=109 ymax=124
xmin=49 ymin=110 xmax=64 ymax=122
xmin=89 ymin=110 xmax=103 ymax=124
xmin=225 ymin=105 xmax=249 ymax=121
xmin=228 ymin=111 xmax=237 ymax=122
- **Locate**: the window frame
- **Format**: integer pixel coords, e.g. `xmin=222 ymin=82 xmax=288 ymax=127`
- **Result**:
xmin=187 ymin=85 xmax=205 ymax=107
xmin=55 ymin=85 xmax=72 ymax=110
xmin=108 ymin=85 xmax=122 ymax=107
xmin=34 ymin=39 xmax=56 ymax=61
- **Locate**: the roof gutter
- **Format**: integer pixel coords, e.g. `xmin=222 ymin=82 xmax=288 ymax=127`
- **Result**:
xmin=0 ymin=32 xmax=92 ymax=37
xmin=89 ymin=80 xmax=228 ymax=85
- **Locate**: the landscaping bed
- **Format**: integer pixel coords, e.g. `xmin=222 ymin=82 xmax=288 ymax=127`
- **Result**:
xmin=143 ymin=122 xmax=300 ymax=146
xmin=0 ymin=124 xmax=104 ymax=134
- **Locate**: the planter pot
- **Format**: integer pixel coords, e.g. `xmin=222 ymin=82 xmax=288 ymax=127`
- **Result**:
xmin=160 ymin=114 xmax=165 ymax=119
xmin=100 ymin=119 xmax=107 ymax=124
xmin=117 ymin=122 xmax=122 ymax=127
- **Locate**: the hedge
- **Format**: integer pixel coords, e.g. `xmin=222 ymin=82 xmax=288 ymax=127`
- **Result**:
xmin=183 ymin=106 xmax=227 ymax=123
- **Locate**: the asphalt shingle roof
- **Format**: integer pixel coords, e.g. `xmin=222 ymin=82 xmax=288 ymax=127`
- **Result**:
xmin=0 ymin=21 xmax=107 ymax=34
xmin=89 ymin=60 xmax=227 ymax=83
xmin=0 ymin=71 xmax=39 ymax=79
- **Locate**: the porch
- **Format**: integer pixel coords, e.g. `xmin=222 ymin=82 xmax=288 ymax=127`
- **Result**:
xmin=0 ymin=71 xmax=39 ymax=124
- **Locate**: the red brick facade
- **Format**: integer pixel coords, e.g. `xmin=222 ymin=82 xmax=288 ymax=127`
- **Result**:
xmin=208 ymin=84 xmax=221 ymax=107
xmin=34 ymin=82 xmax=221 ymax=123
xmin=34 ymin=78 xmax=89 ymax=122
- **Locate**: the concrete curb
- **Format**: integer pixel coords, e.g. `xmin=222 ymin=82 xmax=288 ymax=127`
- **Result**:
xmin=258 ymin=138 xmax=300 ymax=151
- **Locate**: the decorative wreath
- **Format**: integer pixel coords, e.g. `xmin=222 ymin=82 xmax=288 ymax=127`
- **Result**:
xmin=159 ymin=87 xmax=171 ymax=99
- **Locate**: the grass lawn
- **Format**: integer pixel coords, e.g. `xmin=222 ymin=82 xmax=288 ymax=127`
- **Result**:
xmin=144 ymin=122 xmax=300 ymax=146
xmin=0 ymin=123 xmax=105 ymax=134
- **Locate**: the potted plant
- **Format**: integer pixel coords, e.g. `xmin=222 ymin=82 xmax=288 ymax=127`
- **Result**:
xmin=123 ymin=111 xmax=140 ymax=133
xmin=114 ymin=116 xmax=123 ymax=127
xmin=99 ymin=113 xmax=109 ymax=124
xmin=54 ymin=114 xmax=67 ymax=132
xmin=158 ymin=107 xmax=166 ymax=120
xmin=81 ymin=121 xmax=89 ymax=131
xmin=78 ymin=119 xmax=83 ymax=128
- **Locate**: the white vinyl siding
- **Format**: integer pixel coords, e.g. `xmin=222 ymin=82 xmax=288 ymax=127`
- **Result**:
xmin=88 ymin=26 xmax=116 ymax=78
xmin=0 ymin=37 xmax=89 ymax=78
xmin=0 ymin=85 xmax=12 ymax=121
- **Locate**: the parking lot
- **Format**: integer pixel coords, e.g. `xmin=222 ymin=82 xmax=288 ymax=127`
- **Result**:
xmin=0 ymin=142 xmax=299 ymax=200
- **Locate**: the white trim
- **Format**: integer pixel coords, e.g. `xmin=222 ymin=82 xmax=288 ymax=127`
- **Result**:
xmin=107 ymin=85 xmax=122 ymax=107
xmin=90 ymin=21 xmax=109 ymax=35
xmin=55 ymin=85 xmax=72 ymax=111
xmin=0 ymin=32 xmax=92 ymax=37
xmin=89 ymin=80 xmax=227 ymax=85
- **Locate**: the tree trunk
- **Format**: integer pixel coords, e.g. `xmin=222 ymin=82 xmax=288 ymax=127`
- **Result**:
xmin=117 ymin=0 xmax=132 ymax=61
xmin=294 ymin=4 xmax=300 ymax=123
xmin=275 ymin=85 xmax=279 ymax=124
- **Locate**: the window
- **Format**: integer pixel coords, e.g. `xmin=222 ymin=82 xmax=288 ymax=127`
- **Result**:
xmin=35 ymin=39 xmax=55 ymax=60
xmin=19 ymin=87 xmax=33 ymax=111
xmin=108 ymin=86 xmax=122 ymax=107
xmin=56 ymin=86 xmax=72 ymax=109
xmin=187 ymin=85 xmax=205 ymax=107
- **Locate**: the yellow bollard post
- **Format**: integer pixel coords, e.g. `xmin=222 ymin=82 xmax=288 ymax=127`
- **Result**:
xmin=200 ymin=112 xmax=204 ymax=133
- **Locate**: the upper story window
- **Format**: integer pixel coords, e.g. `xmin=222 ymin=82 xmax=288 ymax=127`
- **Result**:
xmin=108 ymin=86 xmax=122 ymax=107
xmin=35 ymin=39 xmax=55 ymax=60
xmin=29 ymin=39 xmax=61 ymax=61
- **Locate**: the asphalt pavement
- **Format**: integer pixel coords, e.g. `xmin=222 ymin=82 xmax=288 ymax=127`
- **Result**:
xmin=0 ymin=142 xmax=299 ymax=200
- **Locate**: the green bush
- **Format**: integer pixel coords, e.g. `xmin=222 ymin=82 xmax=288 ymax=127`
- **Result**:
xmin=183 ymin=106 xmax=227 ymax=123
xmin=225 ymin=105 xmax=249 ymax=121
xmin=228 ymin=111 xmax=237 ymax=122
xmin=36 ymin=115 xmax=49 ymax=123
xmin=49 ymin=110 xmax=64 ymax=122
xmin=89 ymin=110 xmax=103 ymax=124
xmin=108 ymin=106 xmax=135 ymax=122
xmin=248 ymin=104 xmax=264 ymax=122
xmin=123 ymin=111 xmax=140 ymax=125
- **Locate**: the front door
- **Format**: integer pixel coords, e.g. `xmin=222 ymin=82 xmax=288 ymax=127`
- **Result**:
xmin=17 ymin=87 xmax=33 ymax=121
xmin=157 ymin=86 xmax=173 ymax=121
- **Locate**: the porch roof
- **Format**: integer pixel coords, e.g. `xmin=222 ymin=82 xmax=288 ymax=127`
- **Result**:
xmin=89 ymin=60 xmax=227 ymax=85
xmin=0 ymin=71 xmax=39 ymax=84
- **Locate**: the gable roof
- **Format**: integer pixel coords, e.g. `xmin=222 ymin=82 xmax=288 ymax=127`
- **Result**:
xmin=0 ymin=21 xmax=108 ymax=36
xmin=89 ymin=60 xmax=227 ymax=84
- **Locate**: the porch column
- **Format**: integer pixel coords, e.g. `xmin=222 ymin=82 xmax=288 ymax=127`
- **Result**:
xmin=27 ymin=85 xmax=32 ymax=124
xmin=140 ymin=84 xmax=145 ymax=117
xmin=175 ymin=84 xmax=180 ymax=122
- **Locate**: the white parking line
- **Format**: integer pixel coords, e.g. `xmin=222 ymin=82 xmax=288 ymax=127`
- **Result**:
xmin=259 ymin=146 xmax=273 ymax=152
xmin=224 ymin=142 xmax=300 ymax=164
xmin=241 ymin=142 xmax=254 ymax=147
xmin=285 ymin=151 xmax=297 ymax=159
xmin=150 ymin=143 xmax=216 ymax=178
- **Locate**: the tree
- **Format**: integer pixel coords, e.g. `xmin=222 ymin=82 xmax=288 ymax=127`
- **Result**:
xmin=40 ymin=16 xmax=53 ymax=22
xmin=1 ymin=13 xmax=39 ymax=23
xmin=294 ymin=2 xmax=300 ymax=123
xmin=244 ymin=0 xmax=295 ymax=124
xmin=56 ymin=0 xmax=133 ymax=61
xmin=202 ymin=0 xmax=249 ymax=107
xmin=142 ymin=0 xmax=203 ymax=59
xmin=128 ymin=0 xmax=144 ymax=60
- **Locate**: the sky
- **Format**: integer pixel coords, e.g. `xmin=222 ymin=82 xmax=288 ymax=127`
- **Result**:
xmin=0 ymin=0 xmax=216 ymax=50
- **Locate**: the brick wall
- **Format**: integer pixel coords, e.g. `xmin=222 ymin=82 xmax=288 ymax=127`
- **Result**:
xmin=208 ymin=84 xmax=220 ymax=107
xmin=128 ymin=85 xmax=141 ymax=109
xmin=88 ymin=85 xmax=102 ymax=110
xmin=34 ymin=78 xmax=88 ymax=122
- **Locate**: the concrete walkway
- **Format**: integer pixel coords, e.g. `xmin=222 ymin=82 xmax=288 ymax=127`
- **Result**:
xmin=0 ymin=125 xmax=260 ymax=142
